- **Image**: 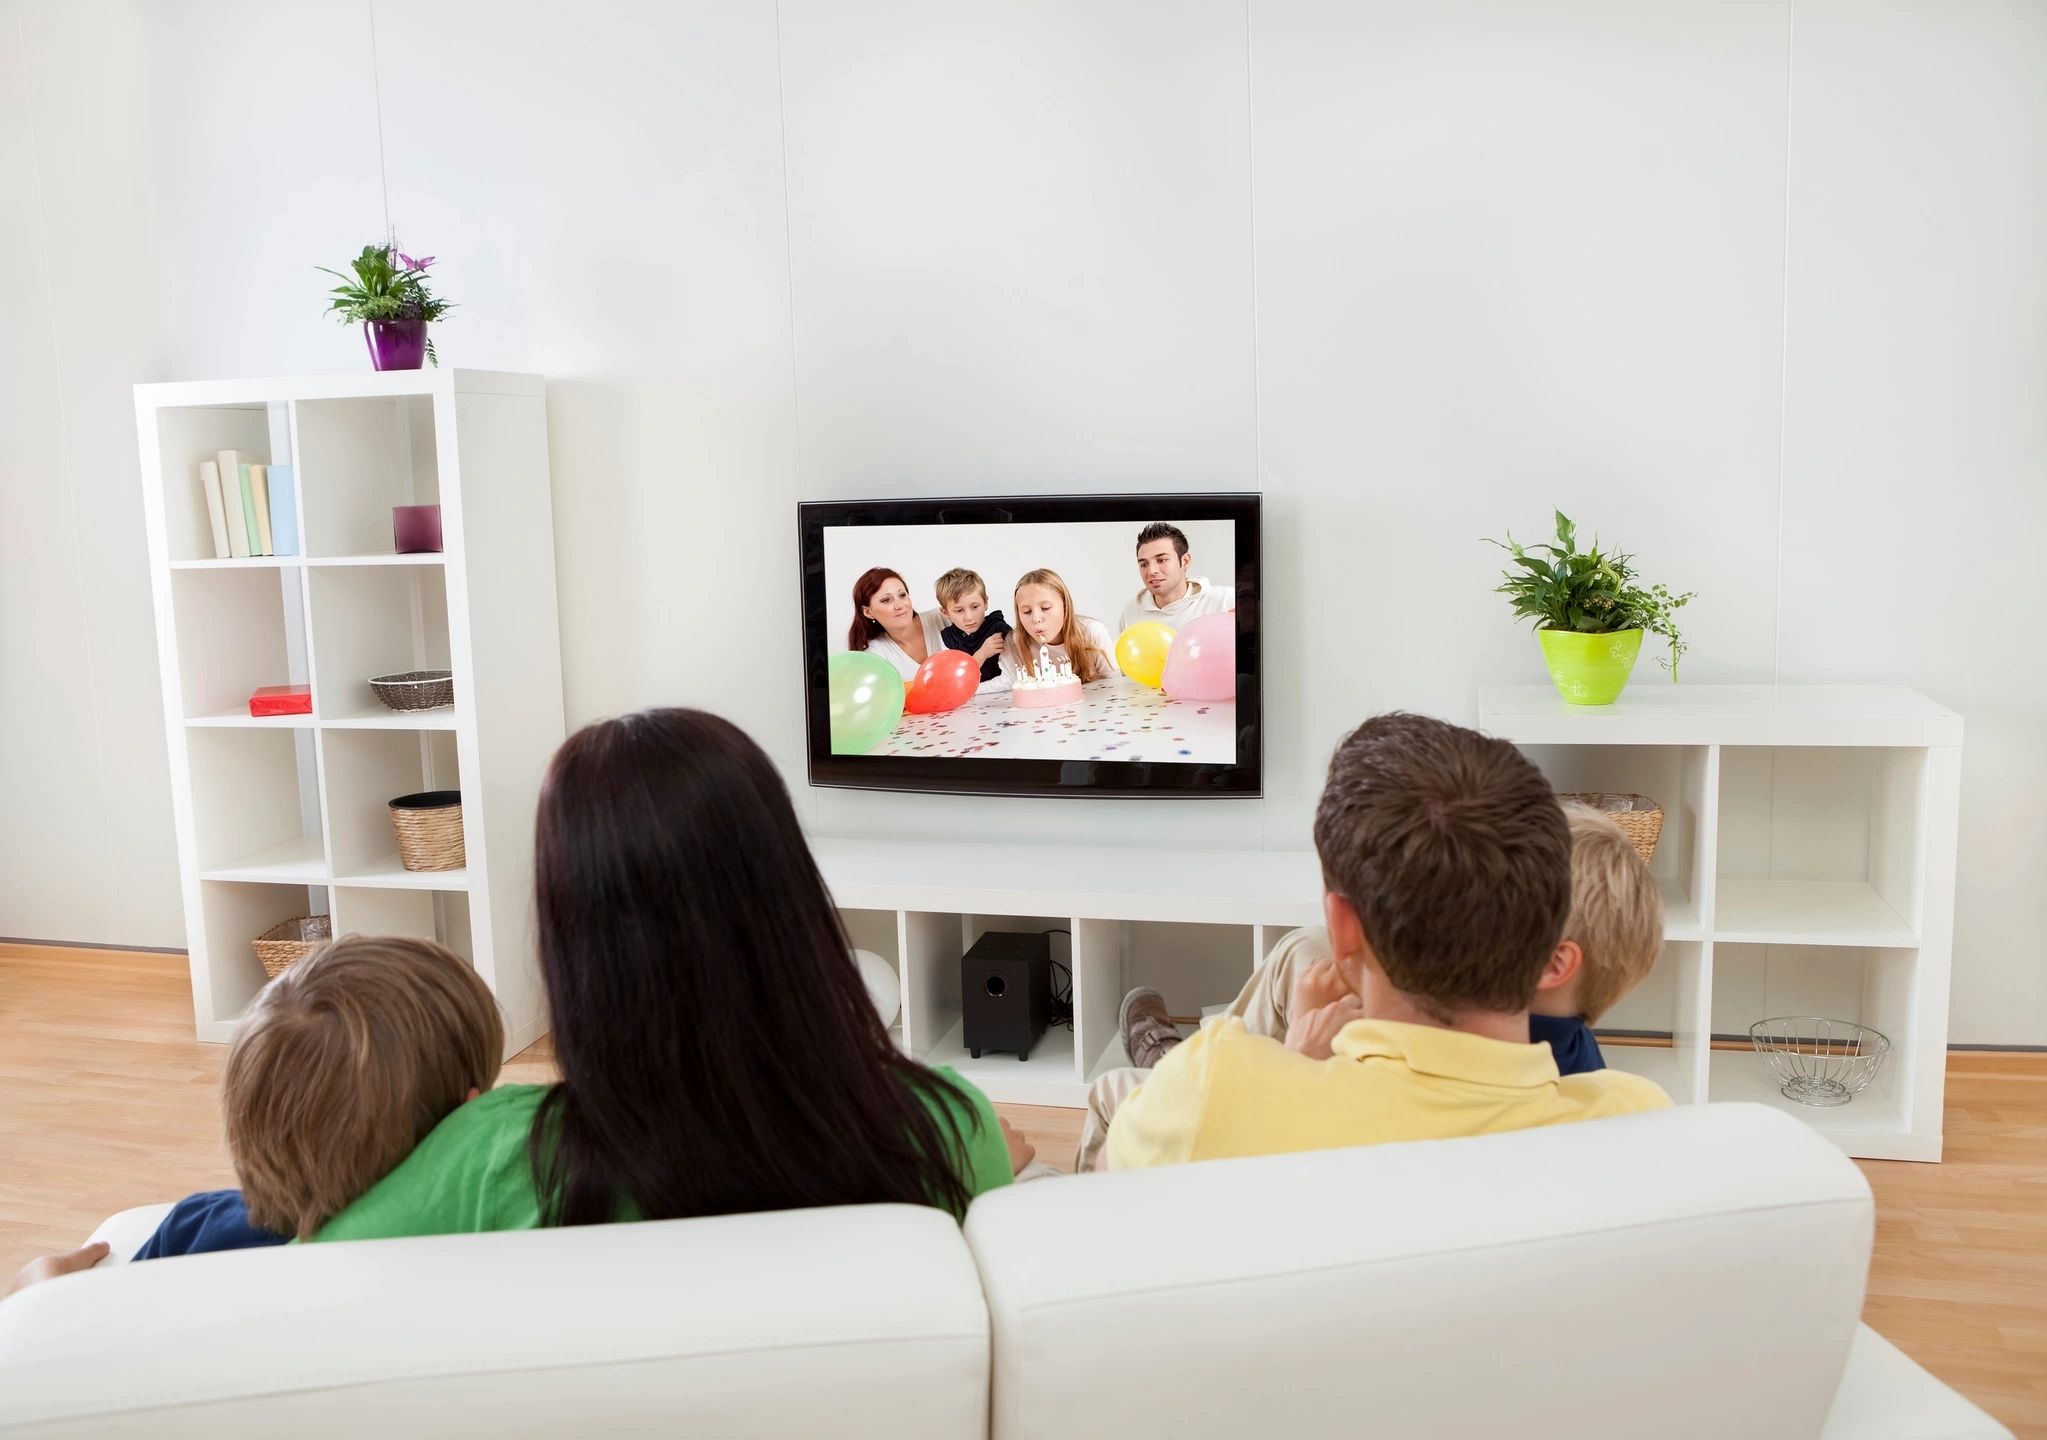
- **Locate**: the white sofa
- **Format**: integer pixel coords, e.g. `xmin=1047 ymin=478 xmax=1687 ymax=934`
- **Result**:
xmin=0 ymin=1104 xmax=2009 ymax=1439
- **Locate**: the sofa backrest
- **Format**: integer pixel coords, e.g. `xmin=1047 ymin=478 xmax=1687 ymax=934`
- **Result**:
xmin=964 ymin=1103 xmax=1874 ymax=1440
xmin=0 ymin=1203 xmax=989 ymax=1439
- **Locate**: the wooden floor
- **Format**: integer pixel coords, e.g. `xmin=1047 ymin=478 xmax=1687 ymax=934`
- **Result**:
xmin=1 ymin=943 xmax=2038 ymax=1433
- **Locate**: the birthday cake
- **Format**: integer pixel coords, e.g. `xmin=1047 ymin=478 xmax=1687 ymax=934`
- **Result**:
xmin=1012 ymin=652 xmax=1083 ymax=709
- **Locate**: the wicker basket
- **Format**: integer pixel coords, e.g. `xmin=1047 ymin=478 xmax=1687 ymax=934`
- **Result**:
xmin=251 ymin=914 xmax=332 ymax=979
xmin=369 ymin=669 xmax=455 ymax=712
xmin=390 ymin=790 xmax=465 ymax=871
xmin=1560 ymin=792 xmax=1664 ymax=864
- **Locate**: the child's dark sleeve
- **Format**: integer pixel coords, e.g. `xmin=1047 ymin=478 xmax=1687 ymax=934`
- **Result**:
xmin=132 ymin=1189 xmax=291 ymax=1260
xmin=984 ymin=609 xmax=1013 ymax=636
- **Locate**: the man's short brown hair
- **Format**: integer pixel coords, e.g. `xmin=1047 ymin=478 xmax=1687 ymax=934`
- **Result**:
xmin=1136 ymin=522 xmax=1189 ymax=558
xmin=224 ymin=935 xmax=503 ymax=1237
xmin=1563 ymin=803 xmax=1664 ymax=1022
xmin=933 ymin=568 xmax=988 ymax=609
xmin=1312 ymin=713 xmax=1570 ymax=1018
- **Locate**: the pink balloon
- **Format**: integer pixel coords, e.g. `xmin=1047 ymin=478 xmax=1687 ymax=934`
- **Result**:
xmin=1161 ymin=612 xmax=1236 ymax=701
xmin=905 ymin=650 xmax=981 ymax=714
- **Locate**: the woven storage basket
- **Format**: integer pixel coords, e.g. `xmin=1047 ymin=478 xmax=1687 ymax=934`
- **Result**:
xmin=369 ymin=669 xmax=455 ymax=712
xmin=1560 ymin=792 xmax=1664 ymax=864
xmin=390 ymin=790 xmax=465 ymax=871
xmin=251 ymin=914 xmax=332 ymax=979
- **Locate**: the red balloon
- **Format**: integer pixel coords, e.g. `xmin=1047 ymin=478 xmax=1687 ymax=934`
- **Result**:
xmin=904 ymin=650 xmax=981 ymax=714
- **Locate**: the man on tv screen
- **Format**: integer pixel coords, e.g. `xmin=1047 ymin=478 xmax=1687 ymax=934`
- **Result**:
xmin=1119 ymin=522 xmax=1235 ymax=634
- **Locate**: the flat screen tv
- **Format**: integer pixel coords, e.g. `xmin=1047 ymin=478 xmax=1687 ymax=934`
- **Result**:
xmin=800 ymin=493 xmax=1261 ymax=798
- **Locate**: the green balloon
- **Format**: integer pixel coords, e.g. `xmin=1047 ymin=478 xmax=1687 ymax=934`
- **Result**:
xmin=828 ymin=652 xmax=906 ymax=755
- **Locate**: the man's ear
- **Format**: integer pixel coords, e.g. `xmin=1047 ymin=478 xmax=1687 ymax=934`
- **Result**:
xmin=1535 ymin=939 xmax=1584 ymax=995
xmin=1324 ymin=891 xmax=1370 ymax=993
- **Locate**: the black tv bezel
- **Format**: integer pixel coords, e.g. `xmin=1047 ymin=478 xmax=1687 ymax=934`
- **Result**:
xmin=800 ymin=492 xmax=1262 ymax=799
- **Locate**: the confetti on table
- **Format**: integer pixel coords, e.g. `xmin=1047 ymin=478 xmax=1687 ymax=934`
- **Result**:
xmin=872 ymin=680 xmax=1236 ymax=764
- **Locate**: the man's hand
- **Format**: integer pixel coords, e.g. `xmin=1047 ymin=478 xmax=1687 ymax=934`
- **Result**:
xmin=1000 ymin=1116 xmax=1037 ymax=1175
xmin=1287 ymin=954 xmax=1351 ymax=1025
xmin=1286 ymin=994 xmax=1365 ymax=1061
xmin=4 ymin=1242 xmax=109 ymax=1300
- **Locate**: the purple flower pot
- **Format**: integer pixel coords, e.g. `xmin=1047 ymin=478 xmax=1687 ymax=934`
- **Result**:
xmin=365 ymin=319 xmax=428 ymax=371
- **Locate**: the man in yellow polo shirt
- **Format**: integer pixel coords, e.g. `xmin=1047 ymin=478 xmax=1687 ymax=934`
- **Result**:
xmin=1106 ymin=713 xmax=1669 ymax=1170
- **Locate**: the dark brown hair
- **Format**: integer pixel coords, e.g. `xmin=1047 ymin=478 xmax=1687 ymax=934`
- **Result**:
xmin=847 ymin=567 xmax=909 ymax=650
xmin=531 ymin=707 xmax=979 ymax=1226
xmin=1312 ymin=712 xmax=1570 ymax=1018
xmin=224 ymin=935 xmax=503 ymax=1238
xmin=1136 ymin=522 xmax=1189 ymax=558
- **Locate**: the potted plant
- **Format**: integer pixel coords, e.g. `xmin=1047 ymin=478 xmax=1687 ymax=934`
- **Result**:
xmin=1488 ymin=510 xmax=1693 ymax=706
xmin=318 ymin=241 xmax=453 ymax=370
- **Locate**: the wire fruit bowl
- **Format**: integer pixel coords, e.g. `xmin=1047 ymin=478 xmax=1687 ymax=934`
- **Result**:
xmin=1749 ymin=1016 xmax=1891 ymax=1108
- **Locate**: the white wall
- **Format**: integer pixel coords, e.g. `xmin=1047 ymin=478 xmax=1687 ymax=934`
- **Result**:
xmin=2 ymin=0 xmax=2042 ymax=1043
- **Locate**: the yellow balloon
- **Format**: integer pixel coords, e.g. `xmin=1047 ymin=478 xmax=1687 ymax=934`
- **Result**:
xmin=1115 ymin=621 xmax=1177 ymax=688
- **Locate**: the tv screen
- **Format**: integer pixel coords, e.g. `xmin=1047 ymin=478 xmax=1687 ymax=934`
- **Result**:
xmin=800 ymin=493 xmax=1260 ymax=798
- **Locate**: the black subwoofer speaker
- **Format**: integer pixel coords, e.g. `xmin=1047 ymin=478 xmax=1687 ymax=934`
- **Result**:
xmin=960 ymin=930 xmax=1052 ymax=1062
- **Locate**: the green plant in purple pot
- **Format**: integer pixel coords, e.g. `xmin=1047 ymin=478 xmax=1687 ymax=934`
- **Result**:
xmin=319 ymin=240 xmax=454 ymax=370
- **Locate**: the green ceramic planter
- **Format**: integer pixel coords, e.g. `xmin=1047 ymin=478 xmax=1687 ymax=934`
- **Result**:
xmin=1538 ymin=628 xmax=1643 ymax=706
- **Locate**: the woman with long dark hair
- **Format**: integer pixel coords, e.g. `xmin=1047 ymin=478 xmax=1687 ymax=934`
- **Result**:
xmin=313 ymin=709 xmax=1018 ymax=1240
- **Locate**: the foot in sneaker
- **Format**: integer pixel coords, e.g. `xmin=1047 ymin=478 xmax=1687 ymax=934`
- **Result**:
xmin=1119 ymin=986 xmax=1182 ymax=1070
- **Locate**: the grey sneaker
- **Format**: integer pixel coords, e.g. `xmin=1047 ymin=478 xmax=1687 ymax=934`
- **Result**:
xmin=1119 ymin=986 xmax=1183 ymax=1070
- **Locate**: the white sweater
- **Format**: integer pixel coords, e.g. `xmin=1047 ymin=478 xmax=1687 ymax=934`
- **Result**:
xmin=862 ymin=609 xmax=946 ymax=680
xmin=1118 ymin=577 xmax=1235 ymax=635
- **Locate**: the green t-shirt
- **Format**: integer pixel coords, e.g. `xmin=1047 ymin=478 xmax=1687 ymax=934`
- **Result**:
xmin=312 ymin=1066 xmax=1011 ymax=1243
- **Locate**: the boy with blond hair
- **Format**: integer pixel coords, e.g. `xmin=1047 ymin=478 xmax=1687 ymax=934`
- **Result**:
xmin=6 ymin=935 xmax=502 ymax=1292
xmin=934 ymin=567 xmax=1013 ymax=685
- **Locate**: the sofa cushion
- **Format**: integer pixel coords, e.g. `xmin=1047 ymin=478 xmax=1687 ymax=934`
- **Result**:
xmin=966 ymin=1102 xmax=1874 ymax=1440
xmin=0 ymin=1203 xmax=988 ymax=1440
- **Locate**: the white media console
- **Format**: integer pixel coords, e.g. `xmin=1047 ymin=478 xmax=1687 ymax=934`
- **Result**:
xmin=820 ymin=684 xmax=1963 ymax=1162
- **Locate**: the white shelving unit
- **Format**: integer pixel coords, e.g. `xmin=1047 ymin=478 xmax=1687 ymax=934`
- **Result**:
xmin=816 ymin=685 xmax=1962 ymax=1164
xmin=135 ymin=370 xmax=565 ymax=1057
xmin=1480 ymin=683 xmax=1963 ymax=1162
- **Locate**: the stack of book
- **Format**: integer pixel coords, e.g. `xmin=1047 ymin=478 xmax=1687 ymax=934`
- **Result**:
xmin=198 ymin=451 xmax=298 ymax=559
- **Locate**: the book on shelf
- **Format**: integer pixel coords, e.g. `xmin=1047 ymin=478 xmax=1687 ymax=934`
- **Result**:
xmin=247 ymin=462 xmax=274 ymax=555
xmin=236 ymin=461 xmax=263 ymax=555
xmin=198 ymin=460 xmax=230 ymax=559
xmin=266 ymin=464 xmax=298 ymax=556
xmin=215 ymin=449 xmax=251 ymax=558
xmin=247 ymin=684 xmax=312 ymax=717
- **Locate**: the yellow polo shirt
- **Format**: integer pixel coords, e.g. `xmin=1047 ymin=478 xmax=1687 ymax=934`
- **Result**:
xmin=1106 ymin=1017 xmax=1671 ymax=1169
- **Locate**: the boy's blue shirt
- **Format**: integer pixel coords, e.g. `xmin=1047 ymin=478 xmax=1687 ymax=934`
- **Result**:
xmin=132 ymin=1189 xmax=287 ymax=1260
xmin=1529 ymin=1013 xmax=1606 ymax=1076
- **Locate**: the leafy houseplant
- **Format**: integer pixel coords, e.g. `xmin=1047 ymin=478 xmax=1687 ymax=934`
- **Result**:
xmin=1489 ymin=510 xmax=1694 ymax=706
xmin=318 ymin=241 xmax=453 ymax=370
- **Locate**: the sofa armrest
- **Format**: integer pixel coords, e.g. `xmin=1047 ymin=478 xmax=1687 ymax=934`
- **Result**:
xmin=1822 ymin=1326 xmax=2013 ymax=1440
xmin=85 ymin=1204 xmax=177 ymax=1265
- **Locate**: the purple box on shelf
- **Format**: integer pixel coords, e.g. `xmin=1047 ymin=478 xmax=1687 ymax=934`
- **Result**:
xmin=393 ymin=504 xmax=443 ymax=554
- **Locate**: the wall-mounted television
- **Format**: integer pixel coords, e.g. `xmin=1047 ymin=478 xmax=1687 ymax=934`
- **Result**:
xmin=800 ymin=493 xmax=1260 ymax=798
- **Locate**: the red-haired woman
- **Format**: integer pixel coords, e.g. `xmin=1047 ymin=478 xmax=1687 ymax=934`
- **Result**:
xmin=846 ymin=567 xmax=944 ymax=680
